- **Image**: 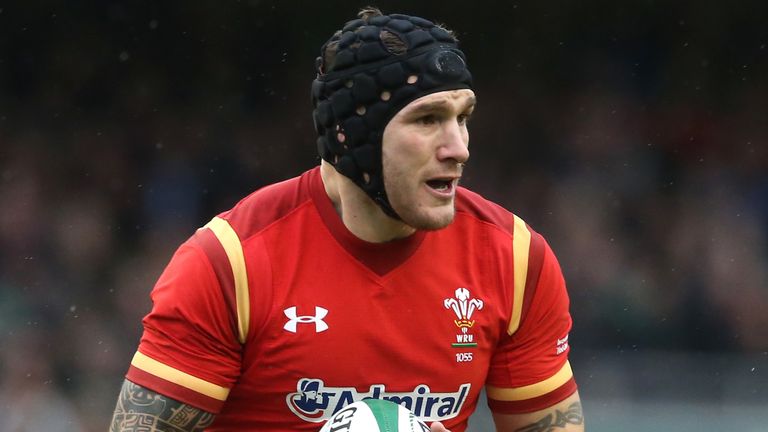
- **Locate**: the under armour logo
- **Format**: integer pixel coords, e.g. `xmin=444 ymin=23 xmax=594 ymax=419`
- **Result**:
xmin=283 ymin=306 xmax=329 ymax=333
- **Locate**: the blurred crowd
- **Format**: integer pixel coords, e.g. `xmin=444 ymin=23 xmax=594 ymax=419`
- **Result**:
xmin=1 ymin=1 xmax=766 ymax=430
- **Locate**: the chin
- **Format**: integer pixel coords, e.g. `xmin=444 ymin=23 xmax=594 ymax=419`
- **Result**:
xmin=399 ymin=205 xmax=456 ymax=231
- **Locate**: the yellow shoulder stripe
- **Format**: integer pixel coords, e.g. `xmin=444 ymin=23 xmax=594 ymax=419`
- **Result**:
xmin=508 ymin=214 xmax=531 ymax=335
xmin=131 ymin=351 xmax=230 ymax=401
xmin=486 ymin=360 xmax=573 ymax=402
xmin=204 ymin=216 xmax=250 ymax=344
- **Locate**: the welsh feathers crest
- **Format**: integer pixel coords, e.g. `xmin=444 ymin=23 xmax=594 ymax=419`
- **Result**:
xmin=444 ymin=287 xmax=483 ymax=334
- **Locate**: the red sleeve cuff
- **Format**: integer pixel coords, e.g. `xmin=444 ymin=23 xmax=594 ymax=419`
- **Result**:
xmin=126 ymin=365 xmax=226 ymax=414
xmin=487 ymin=378 xmax=577 ymax=414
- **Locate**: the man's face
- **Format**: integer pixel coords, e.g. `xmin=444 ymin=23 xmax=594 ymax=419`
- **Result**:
xmin=381 ymin=89 xmax=476 ymax=230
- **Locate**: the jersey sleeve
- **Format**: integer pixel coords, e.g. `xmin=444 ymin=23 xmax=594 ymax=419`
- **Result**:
xmin=125 ymin=229 xmax=243 ymax=414
xmin=485 ymin=229 xmax=577 ymax=414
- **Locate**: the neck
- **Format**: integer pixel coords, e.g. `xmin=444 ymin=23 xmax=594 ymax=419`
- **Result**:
xmin=320 ymin=162 xmax=416 ymax=243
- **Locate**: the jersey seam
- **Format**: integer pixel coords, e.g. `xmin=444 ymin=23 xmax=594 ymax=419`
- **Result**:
xmin=186 ymin=242 xmax=243 ymax=349
xmin=516 ymin=235 xmax=547 ymax=334
xmin=245 ymin=235 xmax=276 ymax=345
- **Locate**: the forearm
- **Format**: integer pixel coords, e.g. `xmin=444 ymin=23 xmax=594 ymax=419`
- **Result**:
xmin=110 ymin=379 xmax=216 ymax=432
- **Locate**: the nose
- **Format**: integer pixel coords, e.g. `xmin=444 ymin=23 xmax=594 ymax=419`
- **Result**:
xmin=436 ymin=120 xmax=470 ymax=164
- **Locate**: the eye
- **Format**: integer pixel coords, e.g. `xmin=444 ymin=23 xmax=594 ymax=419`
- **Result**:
xmin=417 ymin=114 xmax=439 ymax=125
xmin=457 ymin=113 xmax=472 ymax=126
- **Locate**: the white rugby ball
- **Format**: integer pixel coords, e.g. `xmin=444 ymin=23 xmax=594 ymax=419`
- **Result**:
xmin=319 ymin=399 xmax=430 ymax=432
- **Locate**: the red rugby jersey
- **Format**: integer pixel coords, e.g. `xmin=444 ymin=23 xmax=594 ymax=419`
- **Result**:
xmin=126 ymin=167 xmax=576 ymax=431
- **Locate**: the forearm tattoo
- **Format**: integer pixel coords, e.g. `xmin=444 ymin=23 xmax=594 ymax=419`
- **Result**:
xmin=514 ymin=402 xmax=583 ymax=432
xmin=110 ymin=380 xmax=215 ymax=432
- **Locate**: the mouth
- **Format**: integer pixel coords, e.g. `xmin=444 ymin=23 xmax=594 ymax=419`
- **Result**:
xmin=425 ymin=177 xmax=458 ymax=196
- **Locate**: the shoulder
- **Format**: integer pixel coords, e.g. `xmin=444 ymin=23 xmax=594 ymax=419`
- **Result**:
xmin=454 ymin=186 xmax=550 ymax=284
xmin=214 ymin=168 xmax=318 ymax=241
xmin=455 ymin=186 xmax=530 ymax=237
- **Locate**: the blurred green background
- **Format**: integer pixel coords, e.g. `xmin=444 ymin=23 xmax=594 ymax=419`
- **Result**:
xmin=1 ymin=1 xmax=766 ymax=430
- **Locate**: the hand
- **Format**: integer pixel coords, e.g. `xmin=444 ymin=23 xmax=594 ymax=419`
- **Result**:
xmin=429 ymin=422 xmax=451 ymax=432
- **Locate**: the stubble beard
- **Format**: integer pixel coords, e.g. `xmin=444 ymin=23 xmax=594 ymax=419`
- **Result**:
xmin=383 ymin=169 xmax=456 ymax=231
xmin=399 ymin=202 xmax=456 ymax=231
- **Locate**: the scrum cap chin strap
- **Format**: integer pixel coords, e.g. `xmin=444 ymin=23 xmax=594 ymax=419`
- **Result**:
xmin=311 ymin=13 xmax=473 ymax=219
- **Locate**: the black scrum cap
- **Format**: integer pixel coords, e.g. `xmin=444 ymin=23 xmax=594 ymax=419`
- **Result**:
xmin=311 ymin=12 xmax=473 ymax=219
